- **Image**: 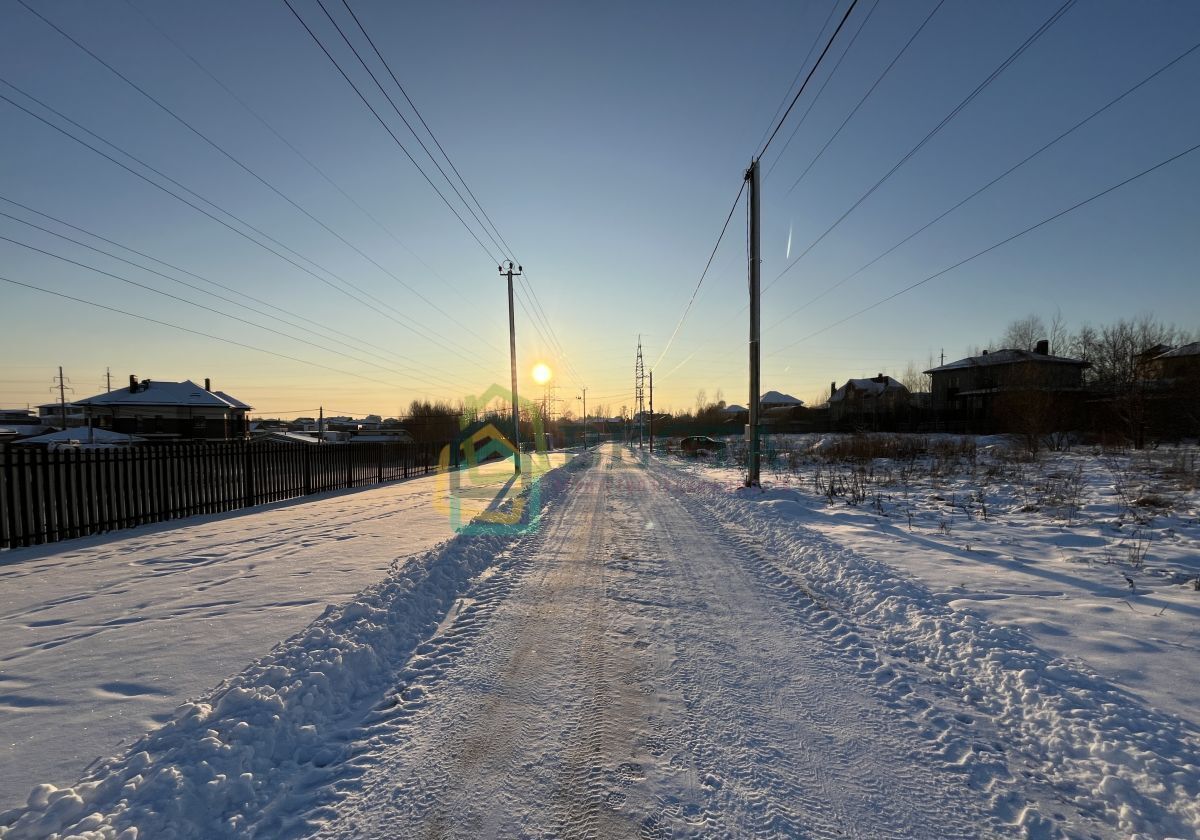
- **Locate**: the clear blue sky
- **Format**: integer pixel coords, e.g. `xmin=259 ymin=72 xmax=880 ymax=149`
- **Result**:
xmin=1 ymin=0 xmax=1197 ymax=417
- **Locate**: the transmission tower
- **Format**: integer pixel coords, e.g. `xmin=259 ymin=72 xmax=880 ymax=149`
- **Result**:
xmin=634 ymin=336 xmax=646 ymax=449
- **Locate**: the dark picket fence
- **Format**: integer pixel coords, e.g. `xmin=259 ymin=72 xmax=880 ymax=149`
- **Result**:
xmin=0 ymin=440 xmax=452 ymax=550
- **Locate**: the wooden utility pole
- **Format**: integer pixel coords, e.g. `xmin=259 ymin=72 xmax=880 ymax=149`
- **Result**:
xmin=746 ymin=158 xmax=762 ymax=487
xmin=501 ymin=261 xmax=523 ymax=475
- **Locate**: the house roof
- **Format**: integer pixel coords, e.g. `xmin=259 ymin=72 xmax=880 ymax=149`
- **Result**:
xmin=14 ymin=427 xmax=146 ymax=445
xmin=830 ymin=376 xmax=906 ymax=402
xmin=75 ymin=380 xmax=252 ymax=410
xmin=1154 ymin=342 xmax=1200 ymax=359
xmin=925 ymin=348 xmax=1087 ymax=374
xmin=722 ymin=404 xmax=747 ymax=413
xmin=760 ymin=390 xmax=803 ymax=406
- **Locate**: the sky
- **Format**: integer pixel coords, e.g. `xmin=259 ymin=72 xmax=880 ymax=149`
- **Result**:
xmin=1 ymin=0 xmax=1197 ymax=419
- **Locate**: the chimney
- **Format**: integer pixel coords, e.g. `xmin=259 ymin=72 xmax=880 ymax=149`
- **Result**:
xmin=129 ymin=374 xmax=138 ymax=393
xmin=874 ymin=373 xmax=885 ymax=383
xmin=1035 ymin=339 xmax=1049 ymax=356
xmin=204 ymin=378 xmax=211 ymax=392
xmin=831 ymin=381 xmax=836 ymax=398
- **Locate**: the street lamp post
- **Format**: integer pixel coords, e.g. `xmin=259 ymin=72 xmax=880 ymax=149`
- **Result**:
xmin=500 ymin=260 xmax=523 ymax=476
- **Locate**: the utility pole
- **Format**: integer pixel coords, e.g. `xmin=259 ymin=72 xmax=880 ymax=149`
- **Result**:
xmin=635 ymin=336 xmax=646 ymax=449
xmin=501 ymin=260 xmax=523 ymax=475
xmin=648 ymin=371 xmax=654 ymax=455
xmin=746 ymin=158 xmax=762 ymax=488
xmin=55 ymin=366 xmax=68 ymax=430
xmin=318 ymin=406 xmax=324 ymax=443
xmin=578 ymin=386 xmax=587 ymax=450
xmin=105 ymin=367 xmax=111 ymax=393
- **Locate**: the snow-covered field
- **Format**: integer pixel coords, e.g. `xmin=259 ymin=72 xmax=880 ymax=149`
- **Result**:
xmin=0 ymin=452 xmax=567 ymax=816
xmin=681 ymin=434 xmax=1200 ymax=729
xmin=2 ymin=439 xmax=1199 ymax=839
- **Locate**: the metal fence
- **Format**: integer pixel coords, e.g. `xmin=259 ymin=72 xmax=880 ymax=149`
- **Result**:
xmin=0 ymin=440 xmax=451 ymax=550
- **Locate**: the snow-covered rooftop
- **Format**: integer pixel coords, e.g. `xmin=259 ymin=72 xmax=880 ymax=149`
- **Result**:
xmin=760 ymin=390 xmax=803 ymax=406
xmin=926 ymin=348 xmax=1087 ymax=373
xmin=76 ymin=380 xmax=252 ymax=410
xmin=829 ymin=376 xmax=906 ymax=402
xmin=13 ymin=427 xmax=146 ymax=445
xmin=1155 ymin=341 xmax=1200 ymax=359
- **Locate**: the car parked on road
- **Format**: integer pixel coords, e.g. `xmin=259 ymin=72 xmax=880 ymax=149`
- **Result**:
xmin=678 ymin=436 xmax=725 ymax=456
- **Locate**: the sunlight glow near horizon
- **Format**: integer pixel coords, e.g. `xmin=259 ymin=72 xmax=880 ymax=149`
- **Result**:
xmin=531 ymin=363 xmax=552 ymax=385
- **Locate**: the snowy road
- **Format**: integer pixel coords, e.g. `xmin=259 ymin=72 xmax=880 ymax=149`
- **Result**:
xmin=6 ymin=444 xmax=1199 ymax=838
xmin=0 ymin=454 xmax=565 ymax=812
xmin=295 ymin=446 xmax=1103 ymax=839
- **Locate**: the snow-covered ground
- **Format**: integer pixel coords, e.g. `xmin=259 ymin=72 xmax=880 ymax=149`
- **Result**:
xmin=679 ymin=434 xmax=1200 ymax=730
xmin=0 ymin=452 xmax=566 ymax=815
xmin=2 ymin=440 xmax=1199 ymax=838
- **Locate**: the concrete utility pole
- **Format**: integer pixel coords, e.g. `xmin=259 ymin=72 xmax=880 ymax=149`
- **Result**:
xmin=746 ymin=158 xmax=762 ymax=488
xmin=500 ymin=260 xmax=523 ymax=476
xmin=578 ymin=386 xmax=587 ymax=450
xmin=648 ymin=371 xmax=654 ymax=455
xmin=56 ymin=366 xmax=68 ymax=430
xmin=105 ymin=367 xmax=111 ymax=393
xmin=635 ymin=336 xmax=646 ymax=450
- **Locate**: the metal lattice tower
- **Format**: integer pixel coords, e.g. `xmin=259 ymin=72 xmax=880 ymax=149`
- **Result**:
xmin=634 ymin=336 xmax=646 ymax=447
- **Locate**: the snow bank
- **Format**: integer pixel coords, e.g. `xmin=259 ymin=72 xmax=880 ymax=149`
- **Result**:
xmin=0 ymin=455 xmax=588 ymax=840
xmin=654 ymin=463 xmax=1200 ymax=838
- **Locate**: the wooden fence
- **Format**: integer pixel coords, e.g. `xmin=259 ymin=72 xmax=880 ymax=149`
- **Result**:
xmin=0 ymin=440 xmax=452 ymax=550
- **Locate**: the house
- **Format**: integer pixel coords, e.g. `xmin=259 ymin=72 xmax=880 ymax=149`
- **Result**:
xmin=925 ymin=341 xmax=1088 ymax=432
xmin=1145 ymin=342 xmax=1200 ymax=382
xmin=760 ymin=390 xmax=804 ymax=411
xmin=828 ymin=375 xmax=910 ymax=428
xmin=71 ymin=376 xmax=253 ymax=440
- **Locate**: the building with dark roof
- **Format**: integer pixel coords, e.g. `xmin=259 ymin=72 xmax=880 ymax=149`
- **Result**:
xmin=71 ymin=376 xmax=253 ymax=440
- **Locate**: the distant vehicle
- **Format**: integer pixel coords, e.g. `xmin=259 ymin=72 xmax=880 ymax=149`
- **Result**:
xmin=678 ymin=436 xmax=725 ymax=456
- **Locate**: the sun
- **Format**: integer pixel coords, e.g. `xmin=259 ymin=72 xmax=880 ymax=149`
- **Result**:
xmin=531 ymin=363 xmax=552 ymax=385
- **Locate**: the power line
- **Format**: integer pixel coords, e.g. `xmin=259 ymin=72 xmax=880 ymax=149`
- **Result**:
xmin=769 ymin=0 xmax=1076 ymax=290
xmin=279 ymin=0 xmax=500 ymax=266
xmin=339 ymin=0 xmax=513 ymax=263
xmin=758 ymin=0 xmax=861 ymax=159
xmin=320 ymin=0 xmax=584 ymax=389
xmin=764 ymin=0 xmax=880 ymax=180
xmin=1 ymin=275 xmax=432 ymax=391
xmin=0 ymin=79 xmax=491 ymax=371
xmin=0 ymin=231 xmax=484 ymax=394
xmin=17 ymin=0 xmax=497 ymax=357
xmin=753 ymin=0 xmax=842 ymax=154
xmin=0 ymin=194 xmax=430 ymax=370
xmin=651 ymin=180 xmax=748 ymax=373
xmin=308 ymin=0 xmax=508 ymax=260
xmin=770 ymin=139 xmax=1200 ymax=356
xmin=120 ymin=0 xmax=485 ymax=347
xmin=766 ymin=37 xmax=1200 ymax=332
xmin=784 ymin=0 xmax=947 ymax=197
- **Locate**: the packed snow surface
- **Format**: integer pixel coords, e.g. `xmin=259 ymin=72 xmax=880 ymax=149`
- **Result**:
xmin=2 ymin=441 xmax=1199 ymax=838
xmin=0 ymin=453 xmax=566 ymax=813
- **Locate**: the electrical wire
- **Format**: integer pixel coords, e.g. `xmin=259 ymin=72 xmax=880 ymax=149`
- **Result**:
xmin=770 ymin=138 xmax=1200 ymax=356
xmin=768 ymin=0 xmax=1076 ymax=291
xmin=279 ymin=0 xmax=501 ymax=266
xmin=785 ymin=0 xmax=947 ymax=197
xmin=17 ymin=0 xmax=499 ymax=357
xmin=0 ymin=80 xmax=491 ymax=371
xmin=766 ymin=37 xmax=1200 ymax=332
xmin=758 ymin=0 xmax=861 ymax=159
xmin=120 ymin=0 xmax=487 ymax=350
xmin=313 ymin=0 xmax=584 ymax=388
xmin=650 ymin=179 xmax=748 ymax=373
xmin=0 ymin=232 xmax=485 ymax=394
xmin=764 ymin=0 xmax=880 ymax=180
xmin=0 ymin=194 xmax=427 ymax=369
xmin=0 ymin=275 xmax=436 ymax=391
